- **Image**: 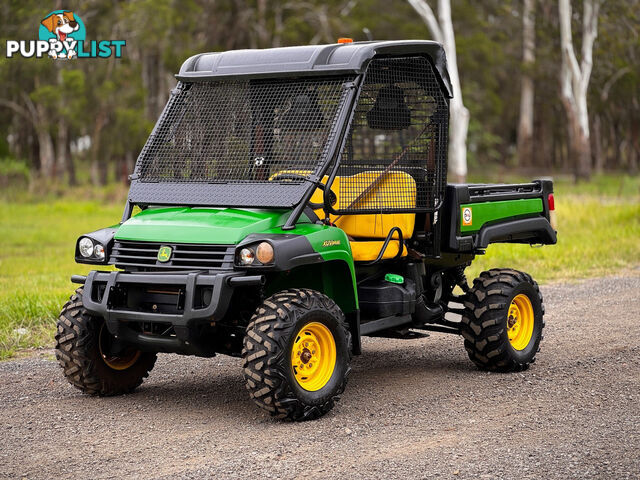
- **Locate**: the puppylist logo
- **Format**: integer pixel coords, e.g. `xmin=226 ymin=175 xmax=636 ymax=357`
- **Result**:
xmin=5 ymin=10 xmax=125 ymax=59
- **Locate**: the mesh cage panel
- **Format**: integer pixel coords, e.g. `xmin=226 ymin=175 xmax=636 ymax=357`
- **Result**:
xmin=333 ymin=56 xmax=448 ymax=214
xmin=131 ymin=76 xmax=351 ymax=206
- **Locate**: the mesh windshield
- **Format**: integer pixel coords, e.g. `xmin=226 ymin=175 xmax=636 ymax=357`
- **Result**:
xmin=135 ymin=77 xmax=350 ymax=185
xmin=332 ymin=56 xmax=448 ymax=214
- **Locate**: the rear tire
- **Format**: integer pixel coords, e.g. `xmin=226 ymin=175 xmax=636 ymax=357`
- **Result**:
xmin=55 ymin=288 xmax=157 ymax=395
xmin=461 ymin=269 xmax=544 ymax=372
xmin=242 ymin=288 xmax=352 ymax=421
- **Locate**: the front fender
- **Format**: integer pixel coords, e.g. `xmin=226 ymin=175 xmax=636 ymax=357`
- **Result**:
xmin=238 ymin=224 xmax=358 ymax=312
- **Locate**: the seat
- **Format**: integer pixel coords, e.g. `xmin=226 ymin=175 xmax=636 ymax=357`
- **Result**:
xmin=270 ymin=169 xmax=417 ymax=262
xmin=309 ymin=171 xmax=416 ymax=262
xmin=349 ymin=239 xmax=405 ymax=262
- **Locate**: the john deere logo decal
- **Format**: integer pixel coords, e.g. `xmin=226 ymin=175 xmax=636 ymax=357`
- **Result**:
xmin=157 ymin=246 xmax=172 ymax=262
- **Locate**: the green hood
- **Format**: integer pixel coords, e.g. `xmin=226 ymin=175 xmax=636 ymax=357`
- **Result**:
xmin=115 ymin=207 xmax=294 ymax=244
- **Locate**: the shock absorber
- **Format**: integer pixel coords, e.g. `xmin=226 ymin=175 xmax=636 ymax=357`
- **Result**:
xmin=454 ymin=265 xmax=470 ymax=294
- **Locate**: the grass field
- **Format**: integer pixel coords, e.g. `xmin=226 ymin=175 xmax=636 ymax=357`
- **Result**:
xmin=0 ymin=175 xmax=638 ymax=359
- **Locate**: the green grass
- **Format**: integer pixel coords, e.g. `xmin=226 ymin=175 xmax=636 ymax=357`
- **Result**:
xmin=0 ymin=201 xmax=122 ymax=359
xmin=0 ymin=175 xmax=638 ymax=359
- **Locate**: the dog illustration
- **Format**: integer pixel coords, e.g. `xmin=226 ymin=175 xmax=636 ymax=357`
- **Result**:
xmin=41 ymin=11 xmax=79 ymax=58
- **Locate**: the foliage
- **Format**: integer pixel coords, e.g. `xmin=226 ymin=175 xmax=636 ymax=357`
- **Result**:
xmin=0 ymin=157 xmax=30 ymax=188
xmin=0 ymin=0 xmax=638 ymax=183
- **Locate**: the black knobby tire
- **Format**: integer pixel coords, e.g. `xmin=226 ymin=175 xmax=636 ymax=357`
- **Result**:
xmin=461 ymin=269 xmax=544 ymax=372
xmin=55 ymin=287 xmax=157 ymax=395
xmin=242 ymin=288 xmax=352 ymax=421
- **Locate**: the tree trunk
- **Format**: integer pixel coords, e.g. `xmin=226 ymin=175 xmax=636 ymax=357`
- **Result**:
xmin=273 ymin=2 xmax=283 ymax=47
xmin=439 ymin=0 xmax=468 ymax=182
xmin=56 ymin=119 xmax=68 ymax=181
xmin=558 ymin=0 xmax=600 ymax=181
xmin=592 ymin=115 xmax=603 ymax=174
xmin=0 ymin=98 xmax=54 ymax=178
xmin=90 ymin=111 xmax=107 ymax=185
xmin=573 ymin=126 xmax=592 ymax=180
xmin=33 ymin=100 xmax=56 ymax=178
xmin=67 ymin=140 xmax=77 ymax=186
xmin=407 ymin=0 xmax=469 ymax=182
xmin=142 ymin=51 xmax=165 ymax=122
xmin=125 ymin=151 xmax=135 ymax=183
xmin=37 ymin=128 xmax=56 ymax=178
xmin=256 ymin=0 xmax=270 ymax=48
xmin=449 ymin=100 xmax=470 ymax=182
xmin=99 ymin=159 xmax=109 ymax=185
xmin=630 ymin=118 xmax=639 ymax=174
xmin=517 ymin=0 xmax=535 ymax=167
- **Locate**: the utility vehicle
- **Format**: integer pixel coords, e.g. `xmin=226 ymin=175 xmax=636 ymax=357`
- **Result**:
xmin=56 ymin=40 xmax=557 ymax=421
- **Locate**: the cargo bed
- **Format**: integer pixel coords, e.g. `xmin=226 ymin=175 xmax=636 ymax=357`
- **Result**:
xmin=440 ymin=179 xmax=557 ymax=253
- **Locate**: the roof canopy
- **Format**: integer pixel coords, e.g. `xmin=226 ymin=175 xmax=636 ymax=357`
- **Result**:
xmin=177 ymin=40 xmax=453 ymax=98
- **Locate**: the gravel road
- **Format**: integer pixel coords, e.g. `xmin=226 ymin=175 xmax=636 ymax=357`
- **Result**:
xmin=1 ymin=274 xmax=639 ymax=479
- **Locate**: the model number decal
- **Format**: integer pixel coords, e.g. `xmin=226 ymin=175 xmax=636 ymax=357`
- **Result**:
xmin=322 ymin=240 xmax=341 ymax=247
xmin=462 ymin=207 xmax=472 ymax=226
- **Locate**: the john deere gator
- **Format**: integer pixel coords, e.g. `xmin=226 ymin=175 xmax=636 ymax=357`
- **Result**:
xmin=56 ymin=40 xmax=557 ymax=421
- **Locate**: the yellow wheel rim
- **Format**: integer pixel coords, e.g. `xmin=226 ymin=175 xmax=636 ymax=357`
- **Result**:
xmin=507 ymin=294 xmax=535 ymax=351
xmin=290 ymin=322 xmax=336 ymax=391
xmin=98 ymin=324 xmax=141 ymax=371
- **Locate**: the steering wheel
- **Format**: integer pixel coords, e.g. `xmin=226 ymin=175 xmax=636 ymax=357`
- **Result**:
xmin=271 ymin=173 xmax=337 ymax=210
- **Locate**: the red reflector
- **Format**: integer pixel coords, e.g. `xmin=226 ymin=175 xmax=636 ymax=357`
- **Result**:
xmin=337 ymin=37 xmax=353 ymax=44
xmin=548 ymin=193 xmax=555 ymax=211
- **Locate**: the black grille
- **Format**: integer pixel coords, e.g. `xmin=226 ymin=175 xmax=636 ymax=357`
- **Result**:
xmin=135 ymin=77 xmax=350 ymax=185
xmin=332 ymin=56 xmax=448 ymax=214
xmin=110 ymin=241 xmax=234 ymax=271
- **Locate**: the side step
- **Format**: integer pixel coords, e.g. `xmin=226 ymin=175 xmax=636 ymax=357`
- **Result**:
xmin=360 ymin=314 xmax=412 ymax=336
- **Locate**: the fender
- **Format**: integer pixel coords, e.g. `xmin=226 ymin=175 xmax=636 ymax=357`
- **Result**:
xmin=476 ymin=217 xmax=557 ymax=249
xmin=238 ymin=225 xmax=360 ymax=353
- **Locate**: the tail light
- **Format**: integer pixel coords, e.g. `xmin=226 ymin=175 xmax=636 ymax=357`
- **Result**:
xmin=548 ymin=193 xmax=557 ymax=230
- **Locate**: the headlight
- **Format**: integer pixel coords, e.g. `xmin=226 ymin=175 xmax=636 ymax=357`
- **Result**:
xmin=79 ymin=237 xmax=94 ymax=258
xmin=239 ymin=247 xmax=255 ymax=265
xmin=75 ymin=228 xmax=116 ymax=264
xmin=94 ymin=243 xmax=106 ymax=261
xmin=256 ymin=242 xmax=274 ymax=264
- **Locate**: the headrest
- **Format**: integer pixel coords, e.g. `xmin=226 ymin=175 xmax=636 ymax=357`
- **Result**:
xmin=366 ymin=85 xmax=411 ymax=130
xmin=281 ymin=90 xmax=325 ymax=130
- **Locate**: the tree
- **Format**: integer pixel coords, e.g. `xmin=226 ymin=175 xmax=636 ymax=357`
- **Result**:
xmin=2 ymin=0 xmax=637 ymax=187
xmin=517 ymin=0 xmax=535 ymax=167
xmin=407 ymin=0 xmax=469 ymax=182
xmin=558 ymin=0 xmax=601 ymax=180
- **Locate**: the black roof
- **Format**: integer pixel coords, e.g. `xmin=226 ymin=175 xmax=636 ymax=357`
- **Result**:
xmin=177 ymin=40 xmax=452 ymax=98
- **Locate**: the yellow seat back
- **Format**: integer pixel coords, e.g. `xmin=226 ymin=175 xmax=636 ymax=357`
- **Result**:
xmin=310 ymin=171 xmax=416 ymax=239
xmin=270 ymin=169 xmax=417 ymax=241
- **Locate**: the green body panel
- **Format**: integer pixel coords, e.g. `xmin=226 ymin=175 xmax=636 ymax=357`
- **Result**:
xmin=460 ymin=198 xmax=543 ymax=234
xmin=260 ymin=222 xmax=358 ymax=312
xmin=115 ymin=207 xmax=293 ymax=244
xmin=113 ymin=206 xmax=359 ymax=312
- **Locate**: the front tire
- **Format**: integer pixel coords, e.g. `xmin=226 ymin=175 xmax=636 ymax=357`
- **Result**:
xmin=55 ymin=288 xmax=157 ymax=395
xmin=461 ymin=269 xmax=544 ymax=372
xmin=242 ymin=288 xmax=352 ymax=421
